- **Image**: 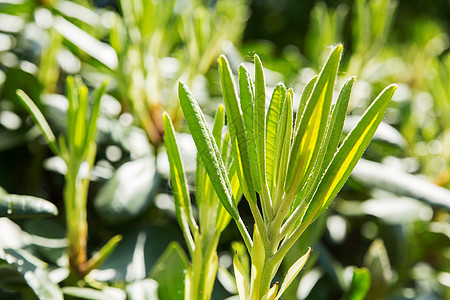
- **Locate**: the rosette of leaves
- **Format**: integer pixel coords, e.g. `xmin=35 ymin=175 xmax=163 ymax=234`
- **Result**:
xmin=176 ymin=45 xmax=396 ymax=299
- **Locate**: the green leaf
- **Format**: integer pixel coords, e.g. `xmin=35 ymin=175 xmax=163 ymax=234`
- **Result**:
xmin=74 ymin=84 xmax=88 ymax=153
xmin=345 ymin=267 xmax=371 ymax=300
xmin=275 ymin=247 xmax=311 ymax=300
xmin=85 ymin=79 xmax=108 ymax=154
xmin=294 ymin=75 xmax=318 ymax=133
xmin=272 ymin=89 xmax=293 ymax=208
xmin=0 ymin=193 xmax=58 ymax=218
xmin=163 ymin=112 xmax=196 ymax=254
xmin=322 ymin=77 xmax=355 ymax=169
xmin=294 ymin=77 xmax=355 ymax=212
xmin=254 ymin=54 xmax=267 ymax=190
xmin=306 ymin=84 xmax=396 ymax=223
xmin=286 ymin=45 xmax=342 ymax=195
xmin=178 ymin=81 xmax=239 ymax=220
xmin=234 ymin=251 xmax=249 ymax=300
xmin=262 ymin=282 xmax=278 ymax=300
xmin=94 ymin=156 xmax=158 ymax=223
xmin=239 ymin=64 xmax=260 ymax=192
xmin=218 ymin=56 xmax=256 ymax=204
xmin=16 ymin=90 xmax=58 ymax=155
xmin=150 ymin=242 xmax=189 ymax=300
xmin=4 ymin=248 xmax=63 ymax=300
xmin=85 ymin=235 xmax=122 ymax=274
xmin=266 ymin=83 xmax=287 ymax=195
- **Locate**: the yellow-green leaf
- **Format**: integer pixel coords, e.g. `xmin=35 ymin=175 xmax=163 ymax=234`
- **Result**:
xmin=275 ymin=247 xmax=311 ymax=300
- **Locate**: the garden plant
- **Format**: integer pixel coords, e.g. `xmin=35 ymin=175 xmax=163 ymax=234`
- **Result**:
xmin=0 ymin=0 xmax=449 ymax=299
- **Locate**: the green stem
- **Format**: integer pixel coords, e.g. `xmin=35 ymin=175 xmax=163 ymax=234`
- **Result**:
xmin=235 ymin=216 xmax=253 ymax=251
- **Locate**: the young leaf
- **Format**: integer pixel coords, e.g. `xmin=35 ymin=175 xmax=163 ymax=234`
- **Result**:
xmin=345 ymin=267 xmax=371 ymax=300
xmin=322 ymin=77 xmax=355 ymax=170
xmin=254 ymin=54 xmax=267 ymax=188
xmin=178 ymin=81 xmax=239 ymax=220
xmin=273 ymin=89 xmax=293 ymax=209
xmin=85 ymin=79 xmax=108 ymax=154
xmin=234 ymin=252 xmax=249 ymax=300
xmin=84 ymin=234 xmax=122 ymax=274
xmin=306 ymin=84 xmax=397 ymax=223
xmin=266 ymin=83 xmax=287 ymax=195
xmin=294 ymin=75 xmax=318 ymax=133
xmin=239 ymin=64 xmax=260 ymax=192
xmin=286 ymin=45 xmax=342 ymax=195
xmin=262 ymin=282 xmax=278 ymax=300
xmin=218 ymin=56 xmax=256 ymax=204
xmin=275 ymin=248 xmax=311 ymax=300
xmin=16 ymin=90 xmax=58 ymax=155
xmin=163 ymin=112 xmax=196 ymax=253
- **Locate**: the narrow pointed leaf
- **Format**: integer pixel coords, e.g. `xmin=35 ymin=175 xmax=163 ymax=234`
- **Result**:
xmin=273 ymin=89 xmax=293 ymax=207
xmin=233 ymin=252 xmax=249 ymax=300
xmin=178 ymin=81 xmax=239 ymax=220
xmin=163 ymin=112 xmax=196 ymax=253
xmin=254 ymin=54 xmax=267 ymax=188
xmin=74 ymin=85 xmax=88 ymax=153
xmin=16 ymin=90 xmax=58 ymax=154
xmin=322 ymin=77 xmax=355 ymax=170
xmin=85 ymin=235 xmax=122 ymax=274
xmin=218 ymin=56 xmax=256 ymax=203
xmin=85 ymin=79 xmax=108 ymax=151
xmin=266 ymin=83 xmax=287 ymax=194
xmin=294 ymin=77 xmax=356 ymax=211
xmin=306 ymin=84 xmax=396 ymax=223
xmin=286 ymin=45 xmax=342 ymax=193
xmin=262 ymin=282 xmax=279 ymax=300
xmin=239 ymin=64 xmax=260 ymax=192
xmin=294 ymin=75 xmax=318 ymax=132
xmin=275 ymin=248 xmax=311 ymax=300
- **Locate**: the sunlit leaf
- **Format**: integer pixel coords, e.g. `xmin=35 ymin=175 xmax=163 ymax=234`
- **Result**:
xmin=178 ymin=81 xmax=239 ymax=220
xmin=345 ymin=267 xmax=371 ymax=300
xmin=266 ymin=83 xmax=287 ymax=195
xmin=306 ymin=84 xmax=396 ymax=222
xmin=233 ymin=251 xmax=249 ymax=300
xmin=163 ymin=112 xmax=196 ymax=253
xmin=275 ymin=248 xmax=311 ymax=300
xmin=4 ymin=248 xmax=63 ymax=300
xmin=0 ymin=193 xmax=58 ymax=218
xmin=218 ymin=56 xmax=256 ymax=203
xmin=16 ymin=90 xmax=58 ymax=154
xmin=239 ymin=64 xmax=260 ymax=192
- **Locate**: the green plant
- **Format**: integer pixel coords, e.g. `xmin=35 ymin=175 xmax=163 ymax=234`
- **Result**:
xmin=109 ymin=0 xmax=247 ymax=146
xmin=176 ymin=45 xmax=396 ymax=299
xmin=16 ymin=77 xmax=121 ymax=279
xmin=163 ymin=105 xmax=240 ymax=299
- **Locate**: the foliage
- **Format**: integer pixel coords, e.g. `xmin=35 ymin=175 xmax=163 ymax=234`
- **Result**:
xmin=176 ymin=46 xmax=395 ymax=299
xmin=0 ymin=0 xmax=449 ymax=299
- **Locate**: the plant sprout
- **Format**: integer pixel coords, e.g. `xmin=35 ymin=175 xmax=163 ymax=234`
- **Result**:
xmin=175 ymin=45 xmax=396 ymax=299
xmin=16 ymin=78 xmax=121 ymax=279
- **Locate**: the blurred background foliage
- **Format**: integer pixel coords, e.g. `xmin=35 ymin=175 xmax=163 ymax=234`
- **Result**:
xmin=0 ymin=0 xmax=449 ymax=299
